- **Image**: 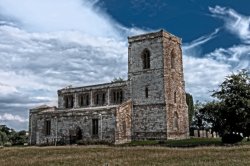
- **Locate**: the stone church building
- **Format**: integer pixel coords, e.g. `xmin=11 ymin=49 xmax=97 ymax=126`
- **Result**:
xmin=29 ymin=30 xmax=189 ymax=145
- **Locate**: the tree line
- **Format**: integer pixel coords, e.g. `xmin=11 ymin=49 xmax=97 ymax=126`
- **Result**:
xmin=188 ymin=70 xmax=250 ymax=143
xmin=0 ymin=125 xmax=28 ymax=146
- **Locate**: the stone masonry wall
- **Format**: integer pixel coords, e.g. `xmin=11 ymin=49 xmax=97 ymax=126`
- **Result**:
xmin=132 ymin=104 xmax=166 ymax=140
xmin=162 ymin=32 xmax=189 ymax=139
xmin=128 ymin=31 xmax=167 ymax=140
xmin=58 ymin=82 xmax=129 ymax=109
xmin=115 ymin=100 xmax=132 ymax=144
xmin=30 ymin=107 xmax=116 ymax=145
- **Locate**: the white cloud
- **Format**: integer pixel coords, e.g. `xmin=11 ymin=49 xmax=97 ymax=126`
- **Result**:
xmin=0 ymin=113 xmax=28 ymax=123
xmin=0 ymin=0 xmax=121 ymax=38
xmin=209 ymin=5 xmax=250 ymax=44
xmin=181 ymin=6 xmax=250 ymax=101
xmin=206 ymin=45 xmax=250 ymax=69
xmin=182 ymin=29 xmax=231 ymax=101
xmin=183 ymin=55 xmax=230 ymax=101
xmin=0 ymin=0 xmax=150 ymax=130
xmin=0 ymin=83 xmax=18 ymax=95
xmin=183 ymin=28 xmax=220 ymax=50
xmin=0 ymin=2 xmax=249 ymax=130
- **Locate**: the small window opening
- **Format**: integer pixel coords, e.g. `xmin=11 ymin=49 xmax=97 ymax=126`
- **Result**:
xmin=92 ymin=119 xmax=98 ymax=136
xmin=65 ymin=95 xmax=74 ymax=108
xmin=145 ymin=87 xmax=149 ymax=98
xmin=112 ymin=90 xmax=123 ymax=104
xmin=173 ymin=112 xmax=179 ymax=130
xmin=171 ymin=50 xmax=175 ymax=69
xmin=94 ymin=92 xmax=106 ymax=106
xmin=174 ymin=91 xmax=177 ymax=103
xmin=79 ymin=94 xmax=90 ymax=107
xmin=45 ymin=120 xmax=51 ymax=136
xmin=142 ymin=49 xmax=150 ymax=69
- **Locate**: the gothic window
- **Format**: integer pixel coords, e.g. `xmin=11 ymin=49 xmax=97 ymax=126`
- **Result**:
xmin=145 ymin=87 xmax=149 ymax=98
xmin=171 ymin=49 xmax=176 ymax=69
xmin=92 ymin=119 xmax=98 ymax=136
xmin=45 ymin=120 xmax=51 ymax=136
xmin=142 ymin=49 xmax=150 ymax=69
xmin=112 ymin=89 xmax=123 ymax=104
xmin=79 ymin=93 xmax=90 ymax=107
xmin=64 ymin=95 xmax=74 ymax=108
xmin=94 ymin=92 xmax=106 ymax=106
xmin=173 ymin=112 xmax=179 ymax=130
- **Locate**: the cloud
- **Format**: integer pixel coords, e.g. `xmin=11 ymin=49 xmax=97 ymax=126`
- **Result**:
xmin=207 ymin=6 xmax=250 ymax=73
xmin=183 ymin=28 xmax=220 ymax=56
xmin=0 ymin=2 xmax=249 ymax=131
xmin=183 ymin=55 xmax=230 ymax=101
xmin=0 ymin=0 xmax=148 ymax=130
xmin=0 ymin=25 xmax=130 ymax=129
xmin=209 ymin=5 xmax=250 ymax=44
xmin=0 ymin=113 xmax=28 ymax=123
xmin=0 ymin=0 xmax=121 ymax=38
xmin=206 ymin=45 xmax=250 ymax=69
xmin=0 ymin=83 xmax=17 ymax=95
xmin=182 ymin=29 xmax=231 ymax=101
xmin=183 ymin=5 xmax=250 ymax=101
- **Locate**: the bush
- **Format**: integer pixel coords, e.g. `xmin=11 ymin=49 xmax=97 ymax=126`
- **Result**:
xmin=222 ymin=133 xmax=243 ymax=144
xmin=4 ymin=142 xmax=12 ymax=147
xmin=76 ymin=139 xmax=112 ymax=145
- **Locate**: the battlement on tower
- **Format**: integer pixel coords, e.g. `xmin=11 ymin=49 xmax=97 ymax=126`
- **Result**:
xmin=128 ymin=29 xmax=181 ymax=44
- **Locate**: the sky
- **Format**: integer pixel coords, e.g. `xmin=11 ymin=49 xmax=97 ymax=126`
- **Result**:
xmin=0 ymin=0 xmax=249 ymax=130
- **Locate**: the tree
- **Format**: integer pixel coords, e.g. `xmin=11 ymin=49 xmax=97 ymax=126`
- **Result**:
xmin=0 ymin=125 xmax=11 ymax=135
xmin=186 ymin=93 xmax=194 ymax=126
xmin=191 ymin=101 xmax=211 ymax=137
xmin=10 ymin=130 xmax=28 ymax=145
xmin=212 ymin=70 xmax=250 ymax=138
xmin=192 ymin=70 xmax=250 ymax=142
xmin=0 ymin=125 xmax=28 ymax=145
xmin=0 ymin=131 xmax=9 ymax=146
xmin=111 ymin=77 xmax=124 ymax=83
xmin=199 ymin=101 xmax=223 ymax=135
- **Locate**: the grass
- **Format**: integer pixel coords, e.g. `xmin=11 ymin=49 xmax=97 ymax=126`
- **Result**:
xmin=0 ymin=138 xmax=249 ymax=166
xmin=125 ymin=138 xmax=250 ymax=147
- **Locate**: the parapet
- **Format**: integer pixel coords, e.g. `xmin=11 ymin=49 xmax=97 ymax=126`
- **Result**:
xmin=128 ymin=29 xmax=181 ymax=44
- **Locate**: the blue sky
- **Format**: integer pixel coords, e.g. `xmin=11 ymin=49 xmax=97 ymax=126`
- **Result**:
xmin=0 ymin=0 xmax=249 ymax=130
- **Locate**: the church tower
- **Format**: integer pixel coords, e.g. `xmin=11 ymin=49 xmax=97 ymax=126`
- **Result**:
xmin=128 ymin=30 xmax=189 ymax=140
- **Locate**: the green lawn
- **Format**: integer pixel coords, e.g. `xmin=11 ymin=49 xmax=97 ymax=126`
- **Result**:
xmin=124 ymin=138 xmax=250 ymax=147
xmin=0 ymin=138 xmax=249 ymax=166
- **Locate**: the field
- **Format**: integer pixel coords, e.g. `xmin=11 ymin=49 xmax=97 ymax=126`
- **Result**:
xmin=0 ymin=139 xmax=250 ymax=166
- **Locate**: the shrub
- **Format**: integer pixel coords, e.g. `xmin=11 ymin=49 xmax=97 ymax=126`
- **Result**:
xmin=76 ymin=139 xmax=112 ymax=145
xmin=222 ymin=133 xmax=243 ymax=144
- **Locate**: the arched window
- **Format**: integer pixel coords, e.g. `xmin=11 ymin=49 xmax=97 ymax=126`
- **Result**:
xmin=142 ymin=49 xmax=150 ymax=69
xmin=171 ymin=49 xmax=175 ymax=69
xmin=145 ymin=87 xmax=149 ymax=98
xmin=173 ymin=112 xmax=179 ymax=130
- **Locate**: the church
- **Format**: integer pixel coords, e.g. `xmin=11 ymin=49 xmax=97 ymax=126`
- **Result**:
xmin=29 ymin=30 xmax=189 ymax=145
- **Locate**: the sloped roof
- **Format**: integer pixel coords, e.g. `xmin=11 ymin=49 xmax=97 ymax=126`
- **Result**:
xmin=31 ymin=104 xmax=50 ymax=110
